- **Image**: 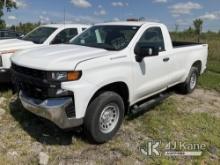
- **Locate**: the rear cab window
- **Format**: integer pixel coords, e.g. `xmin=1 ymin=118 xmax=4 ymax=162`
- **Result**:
xmin=138 ymin=27 xmax=165 ymax=52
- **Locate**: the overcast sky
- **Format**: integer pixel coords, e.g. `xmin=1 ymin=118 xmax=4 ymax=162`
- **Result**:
xmin=3 ymin=0 xmax=220 ymax=31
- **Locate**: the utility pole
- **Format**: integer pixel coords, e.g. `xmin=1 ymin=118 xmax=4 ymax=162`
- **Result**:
xmin=4 ymin=0 xmax=7 ymax=28
xmin=175 ymin=24 xmax=179 ymax=33
xmin=64 ymin=6 xmax=66 ymax=25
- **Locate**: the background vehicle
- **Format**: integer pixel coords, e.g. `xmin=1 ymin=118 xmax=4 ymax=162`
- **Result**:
xmin=11 ymin=22 xmax=208 ymax=143
xmin=0 ymin=24 xmax=90 ymax=82
xmin=0 ymin=30 xmax=23 ymax=40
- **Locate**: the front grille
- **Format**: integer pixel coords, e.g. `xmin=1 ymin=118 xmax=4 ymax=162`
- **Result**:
xmin=11 ymin=63 xmax=47 ymax=79
xmin=12 ymin=63 xmax=76 ymax=117
xmin=12 ymin=63 xmax=60 ymax=99
xmin=19 ymin=81 xmax=51 ymax=99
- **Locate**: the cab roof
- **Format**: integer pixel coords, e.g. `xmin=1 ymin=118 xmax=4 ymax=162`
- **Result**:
xmin=41 ymin=24 xmax=90 ymax=29
xmin=96 ymin=21 xmax=163 ymax=27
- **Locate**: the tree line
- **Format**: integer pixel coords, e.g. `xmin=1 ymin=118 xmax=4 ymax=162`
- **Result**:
xmin=0 ymin=0 xmax=40 ymax=33
xmin=9 ymin=22 xmax=41 ymax=34
xmin=176 ymin=19 xmax=204 ymax=43
xmin=128 ymin=18 xmax=205 ymax=43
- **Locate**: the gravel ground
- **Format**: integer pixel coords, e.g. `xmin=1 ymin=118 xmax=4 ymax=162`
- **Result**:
xmin=0 ymin=88 xmax=219 ymax=164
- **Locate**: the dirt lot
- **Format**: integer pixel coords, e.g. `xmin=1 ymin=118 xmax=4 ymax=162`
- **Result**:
xmin=0 ymin=87 xmax=220 ymax=165
xmin=173 ymin=88 xmax=220 ymax=117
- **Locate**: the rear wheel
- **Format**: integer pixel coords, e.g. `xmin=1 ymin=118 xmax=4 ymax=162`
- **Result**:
xmin=178 ymin=67 xmax=199 ymax=94
xmin=84 ymin=91 xmax=125 ymax=144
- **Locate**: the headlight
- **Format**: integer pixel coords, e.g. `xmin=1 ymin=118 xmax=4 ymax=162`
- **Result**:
xmin=50 ymin=71 xmax=82 ymax=81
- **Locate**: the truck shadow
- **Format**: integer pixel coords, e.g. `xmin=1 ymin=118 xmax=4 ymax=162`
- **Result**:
xmin=0 ymin=83 xmax=13 ymax=93
xmin=9 ymin=98 xmax=89 ymax=146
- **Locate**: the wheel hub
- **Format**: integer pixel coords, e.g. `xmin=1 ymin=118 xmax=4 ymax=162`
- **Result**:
xmin=190 ymin=72 xmax=197 ymax=90
xmin=99 ymin=103 xmax=120 ymax=134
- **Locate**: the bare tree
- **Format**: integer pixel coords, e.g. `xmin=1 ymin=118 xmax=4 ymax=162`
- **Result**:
xmin=138 ymin=17 xmax=145 ymax=21
xmin=193 ymin=19 xmax=203 ymax=43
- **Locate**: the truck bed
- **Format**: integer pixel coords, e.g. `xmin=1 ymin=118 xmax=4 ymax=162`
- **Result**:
xmin=172 ymin=41 xmax=202 ymax=48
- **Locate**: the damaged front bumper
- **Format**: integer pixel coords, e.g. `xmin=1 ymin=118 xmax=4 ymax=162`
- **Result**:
xmin=19 ymin=91 xmax=83 ymax=129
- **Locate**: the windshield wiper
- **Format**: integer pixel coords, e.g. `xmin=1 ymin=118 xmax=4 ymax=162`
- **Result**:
xmin=91 ymin=44 xmax=117 ymax=51
xmin=72 ymin=43 xmax=117 ymax=51
xmin=101 ymin=47 xmax=117 ymax=51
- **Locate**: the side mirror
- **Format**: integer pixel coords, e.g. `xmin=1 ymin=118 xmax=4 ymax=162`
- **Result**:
xmin=18 ymin=34 xmax=24 ymax=39
xmin=134 ymin=44 xmax=159 ymax=62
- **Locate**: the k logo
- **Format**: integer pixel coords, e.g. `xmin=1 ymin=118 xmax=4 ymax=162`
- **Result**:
xmin=140 ymin=141 xmax=161 ymax=156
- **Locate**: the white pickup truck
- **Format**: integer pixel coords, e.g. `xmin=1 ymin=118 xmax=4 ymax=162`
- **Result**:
xmin=11 ymin=22 xmax=208 ymax=143
xmin=0 ymin=24 xmax=89 ymax=82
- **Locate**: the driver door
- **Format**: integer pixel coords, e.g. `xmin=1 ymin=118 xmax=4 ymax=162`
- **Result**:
xmin=132 ymin=27 xmax=172 ymax=101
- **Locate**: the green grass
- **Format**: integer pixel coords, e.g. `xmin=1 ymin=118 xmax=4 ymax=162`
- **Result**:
xmin=198 ymin=71 xmax=220 ymax=92
xmin=208 ymin=61 xmax=220 ymax=73
xmin=206 ymin=38 xmax=220 ymax=62
xmin=141 ymin=100 xmax=220 ymax=145
xmin=135 ymin=99 xmax=220 ymax=164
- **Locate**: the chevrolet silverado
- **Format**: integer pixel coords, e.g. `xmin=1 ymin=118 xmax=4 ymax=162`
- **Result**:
xmin=11 ymin=22 xmax=208 ymax=143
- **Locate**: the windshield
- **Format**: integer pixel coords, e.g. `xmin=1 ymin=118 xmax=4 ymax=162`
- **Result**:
xmin=71 ymin=25 xmax=140 ymax=50
xmin=22 ymin=27 xmax=57 ymax=44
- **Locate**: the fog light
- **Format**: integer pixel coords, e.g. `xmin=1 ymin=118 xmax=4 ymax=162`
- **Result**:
xmin=56 ymin=89 xmax=73 ymax=96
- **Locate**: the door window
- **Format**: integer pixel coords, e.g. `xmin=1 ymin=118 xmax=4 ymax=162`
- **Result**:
xmin=138 ymin=27 xmax=165 ymax=52
xmin=51 ymin=28 xmax=78 ymax=44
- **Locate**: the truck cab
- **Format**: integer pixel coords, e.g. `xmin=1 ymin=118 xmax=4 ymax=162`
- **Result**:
xmin=0 ymin=24 xmax=90 ymax=82
xmin=11 ymin=22 xmax=208 ymax=143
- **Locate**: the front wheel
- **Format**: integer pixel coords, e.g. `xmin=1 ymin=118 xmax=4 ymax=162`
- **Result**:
xmin=177 ymin=67 xmax=199 ymax=94
xmin=84 ymin=91 xmax=125 ymax=144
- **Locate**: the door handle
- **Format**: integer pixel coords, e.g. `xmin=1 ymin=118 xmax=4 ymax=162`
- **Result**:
xmin=163 ymin=57 xmax=170 ymax=62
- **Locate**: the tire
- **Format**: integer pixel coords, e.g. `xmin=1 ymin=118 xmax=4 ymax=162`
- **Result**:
xmin=178 ymin=67 xmax=199 ymax=94
xmin=84 ymin=91 xmax=125 ymax=144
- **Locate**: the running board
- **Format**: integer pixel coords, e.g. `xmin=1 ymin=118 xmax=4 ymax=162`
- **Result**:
xmin=129 ymin=92 xmax=172 ymax=117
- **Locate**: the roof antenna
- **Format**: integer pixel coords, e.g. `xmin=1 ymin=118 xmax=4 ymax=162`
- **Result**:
xmin=63 ymin=6 xmax=66 ymax=25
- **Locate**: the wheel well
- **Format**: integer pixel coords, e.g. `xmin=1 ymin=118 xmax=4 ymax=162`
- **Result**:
xmin=89 ymin=82 xmax=130 ymax=114
xmin=192 ymin=60 xmax=202 ymax=74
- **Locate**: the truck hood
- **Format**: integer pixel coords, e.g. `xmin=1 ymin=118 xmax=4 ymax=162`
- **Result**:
xmin=11 ymin=44 xmax=110 ymax=71
xmin=0 ymin=39 xmax=37 ymax=51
